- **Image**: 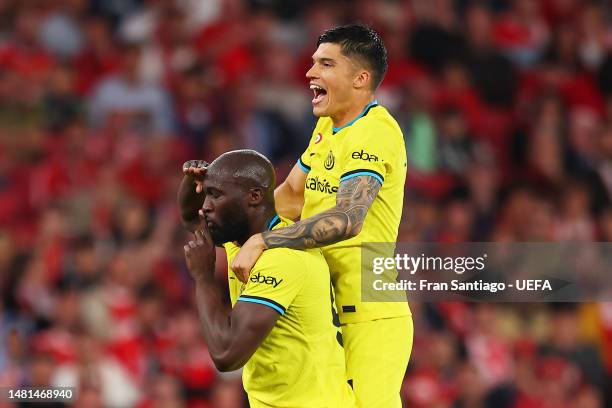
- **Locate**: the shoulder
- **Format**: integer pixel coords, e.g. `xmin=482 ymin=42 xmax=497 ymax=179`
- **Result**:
xmin=258 ymin=247 xmax=307 ymax=268
xmin=349 ymin=109 xmax=405 ymax=152
xmin=355 ymin=106 xmax=402 ymax=136
xmin=257 ymin=247 xmax=325 ymax=275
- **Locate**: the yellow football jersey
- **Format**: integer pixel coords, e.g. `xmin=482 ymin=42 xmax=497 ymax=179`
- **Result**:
xmin=298 ymin=102 xmax=411 ymax=324
xmin=224 ymin=216 xmax=354 ymax=408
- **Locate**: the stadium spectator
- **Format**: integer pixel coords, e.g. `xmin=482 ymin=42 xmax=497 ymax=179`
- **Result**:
xmin=88 ymin=42 xmax=174 ymax=134
xmin=0 ymin=0 xmax=611 ymax=406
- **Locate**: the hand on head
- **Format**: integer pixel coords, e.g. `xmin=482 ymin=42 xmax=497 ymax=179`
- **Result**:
xmin=183 ymin=160 xmax=209 ymax=193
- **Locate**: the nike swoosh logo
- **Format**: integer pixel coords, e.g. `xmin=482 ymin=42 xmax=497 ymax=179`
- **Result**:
xmin=310 ymin=153 xmax=316 ymax=156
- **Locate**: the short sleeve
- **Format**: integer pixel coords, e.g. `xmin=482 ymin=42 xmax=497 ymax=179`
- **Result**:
xmin=237 ymin=249 xmax=306 ymax=315
xmin=298 ymin=146 xmax=312 ymax=174
xmin=339 ymin=121 xmax=398 ymax=186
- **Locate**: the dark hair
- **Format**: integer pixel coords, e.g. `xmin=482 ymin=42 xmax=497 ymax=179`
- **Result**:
xmin=318 ymin=24 xmax=388 ymax=90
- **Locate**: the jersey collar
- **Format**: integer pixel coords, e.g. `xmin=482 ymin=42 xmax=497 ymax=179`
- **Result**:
xmin=332 ymin=100 xmax=378 ymax=134
xmin=267 ymin=214 xmax=281 ymax=231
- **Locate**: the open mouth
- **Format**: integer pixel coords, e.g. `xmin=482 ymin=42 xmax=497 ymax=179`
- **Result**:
xmin=310 ymin=84 xmax=327 ymax=105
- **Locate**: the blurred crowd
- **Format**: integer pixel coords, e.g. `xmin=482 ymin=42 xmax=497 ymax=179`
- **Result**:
xmin=1 ymin=0 xmax=612 ymax=407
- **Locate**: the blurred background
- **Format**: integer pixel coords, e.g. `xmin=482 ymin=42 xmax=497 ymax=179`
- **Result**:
xmin=0 ymin=0 xmax=612 ymax=407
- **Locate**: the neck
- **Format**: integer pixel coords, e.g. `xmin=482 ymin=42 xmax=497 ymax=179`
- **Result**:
xmin=236 ymin=206 xmax=277 ymax=246
xmin=331 ymin=94 xmax=376 ymax=128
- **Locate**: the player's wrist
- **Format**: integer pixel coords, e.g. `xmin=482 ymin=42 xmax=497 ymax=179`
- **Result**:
xmin=192 ymin=269 xmax=215 ymax=285
xmin=259 ymin=232 xmax=270 ymax=250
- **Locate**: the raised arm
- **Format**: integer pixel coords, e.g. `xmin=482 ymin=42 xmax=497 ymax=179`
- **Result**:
xmin=274 ymin=163 xmax=307 ymax=221
xmin=177 ymin=160 xmax=208 ymax=233
xmin=184 ymin=229 xmax=280 ymax=372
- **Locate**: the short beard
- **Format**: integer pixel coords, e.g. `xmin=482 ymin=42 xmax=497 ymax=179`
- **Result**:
xmin=210 ymin=216 xmax=250 ymax=246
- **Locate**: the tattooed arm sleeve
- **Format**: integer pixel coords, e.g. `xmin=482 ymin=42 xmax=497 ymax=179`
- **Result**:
xmin=261 ymin=175 xmax=381 ymax=249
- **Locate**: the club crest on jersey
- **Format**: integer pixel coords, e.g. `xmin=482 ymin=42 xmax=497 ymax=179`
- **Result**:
xmin=314 ymin=133 xmax=323 ymax=144
xmin=324 ymin=150 xmax=335 ymax=170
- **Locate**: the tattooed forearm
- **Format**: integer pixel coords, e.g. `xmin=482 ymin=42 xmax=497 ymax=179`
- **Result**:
xmin=262 ymin=175 xmax=381 ymax=249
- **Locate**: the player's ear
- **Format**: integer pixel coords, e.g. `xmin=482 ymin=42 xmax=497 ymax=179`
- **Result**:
xmin=353 ymin=70 xmax=370 ymax=90
xmin=247 ymin=187 xmax=264 ymax=206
